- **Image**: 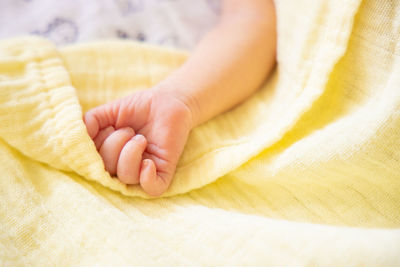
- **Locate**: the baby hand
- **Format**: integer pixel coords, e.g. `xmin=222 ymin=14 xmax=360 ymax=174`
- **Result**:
xmin=83 ymin=89 xmax=194 ymax=196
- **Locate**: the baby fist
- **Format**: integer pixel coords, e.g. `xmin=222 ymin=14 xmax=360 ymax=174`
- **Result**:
xmin=84 ymin=89 xmax=194 ymax=196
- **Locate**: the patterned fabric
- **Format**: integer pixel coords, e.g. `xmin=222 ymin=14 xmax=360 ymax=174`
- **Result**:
xmin=0 ymin=0 xmax=220 ymax=49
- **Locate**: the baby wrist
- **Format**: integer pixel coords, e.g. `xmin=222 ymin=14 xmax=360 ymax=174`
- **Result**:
xmin=152 ymin=81 xmax=201 ymax=129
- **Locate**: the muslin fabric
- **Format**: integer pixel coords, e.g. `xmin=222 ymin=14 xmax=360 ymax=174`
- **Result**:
xmin=0 ymin=0 xmax=399 ymax=265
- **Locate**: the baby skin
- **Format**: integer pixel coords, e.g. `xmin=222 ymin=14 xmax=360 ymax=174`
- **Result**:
xmin=84 ymin=0 xmax=277 ymax=196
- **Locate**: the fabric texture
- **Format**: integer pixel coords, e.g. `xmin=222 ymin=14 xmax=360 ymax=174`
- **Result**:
xmin=0 ymin=0 xmax=219 ymax=49
xmin=1 ymin=0 xmax=400 ymax=265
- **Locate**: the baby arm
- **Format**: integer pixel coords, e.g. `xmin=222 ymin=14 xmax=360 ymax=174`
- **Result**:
xmin=159 ymin=0 xmax=276 ymax=126
xmin=84 ymin=0 xmax=276 ymax=196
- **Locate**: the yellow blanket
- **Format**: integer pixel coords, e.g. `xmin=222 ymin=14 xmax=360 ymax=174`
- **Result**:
xmin=1 ymin=0 xmax=399 ymax=265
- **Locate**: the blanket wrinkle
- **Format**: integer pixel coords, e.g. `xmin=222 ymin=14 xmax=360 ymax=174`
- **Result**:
xmin=1 ymin=0 xmax=400 ymax=265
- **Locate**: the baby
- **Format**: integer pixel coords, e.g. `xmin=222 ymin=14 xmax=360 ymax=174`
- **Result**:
xmin=83 ymin=0 xmax=276 ymax=196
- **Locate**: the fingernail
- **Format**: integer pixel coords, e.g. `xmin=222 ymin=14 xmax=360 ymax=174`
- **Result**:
xmin=121 ymin=127 xmax=134 ymax=132
xmin=133 ymin=134 xmax=145 ymax=141
xmin=144 ymin=159 xmax=152 ymax=167
xmin=142 ymin=159 xmax=148 ymax=168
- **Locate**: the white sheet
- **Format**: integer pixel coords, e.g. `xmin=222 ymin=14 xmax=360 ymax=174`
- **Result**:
xmin=0 ymin=0 xmax=220 ymax=50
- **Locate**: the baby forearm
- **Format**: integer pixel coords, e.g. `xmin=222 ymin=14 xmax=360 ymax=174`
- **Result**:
xmin=157 ymin=0 xmax=276 ymax=128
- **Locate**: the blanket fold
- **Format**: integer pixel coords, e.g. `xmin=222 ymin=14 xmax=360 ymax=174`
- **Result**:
xmin=1 ymin=0 xmax=399 ymax=265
